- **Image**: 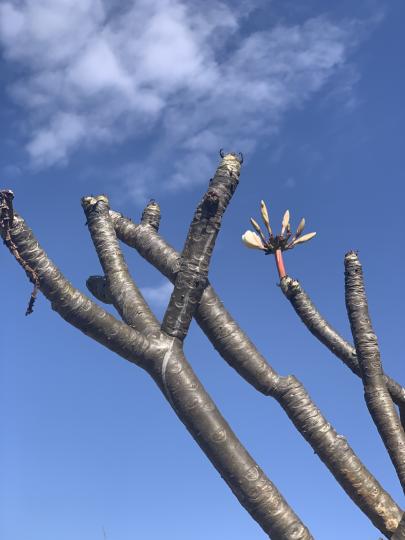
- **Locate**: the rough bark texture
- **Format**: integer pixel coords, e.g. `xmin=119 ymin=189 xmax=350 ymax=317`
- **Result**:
xmin=162 ymin=153 xmax=241 ymax=340
xmin=2 ymin=156 xmax=405 ymax=538
xmin=345 ymin=251 xmax=405 ymax=493
xmin=82 ymin=195 xmax=160 ymax=337
xmin=150 ymin=338 xmax=313 ymax=540
xmin=1 ymin=214 xmax=150 ymax=364
xmin=0 ymin=159 xmax=315 ymax=540
xmin=392 ymin=514 xmax=405 ymax=540
xmin=141 ymin=200 xmax=161 ymax=230
xmin=279 ymin=276 xmax=405 ymax=423
xmin=107 ymin=210 xmax=403 ymax=537
xmin=276 ymin=375 xmax=403 ymax=536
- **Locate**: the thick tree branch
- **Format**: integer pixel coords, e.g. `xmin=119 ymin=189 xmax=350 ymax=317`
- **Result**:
xmin=0 ymin=210 xmax=150 ymax=365
xmin=107 ymin=210 xmax=403 ymax=537
xmin=149 ymin=337 xmax=313 ymax=540
xmin=161 ymin=153 xmax=241 ymax=340
xmin=279 ymin=276 xmax=405 ymax=423
xmin=345 ymin=251 xmax=405 ymax=493
xmin=275 ymin=375 xmax=403 ymax=537
xmin=82 ymin=195 xmax=160 ymax=336
xmin=1 ymin=193 xmax=315 ymax=539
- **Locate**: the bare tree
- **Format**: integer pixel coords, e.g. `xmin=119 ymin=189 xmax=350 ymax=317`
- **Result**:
xmin=1 ymin=153 xmax=404 ymax=539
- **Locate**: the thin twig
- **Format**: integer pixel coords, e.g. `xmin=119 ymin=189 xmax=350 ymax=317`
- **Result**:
xmin=0 ymin=190 xmax=39 ymax=315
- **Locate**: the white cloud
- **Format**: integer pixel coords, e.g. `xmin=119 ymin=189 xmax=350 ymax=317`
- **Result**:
xmin=141 ymin=281 xmax=174 ymax=307
xmin=26 ymin=112 xmax=86 ymax=166
xmin=0 ymin=0 xmax=104 ymax=66
xmin=0 ymin=0 xmax=362 ymax=193
xmin=68 ymin=37 xmax=134 ymax=97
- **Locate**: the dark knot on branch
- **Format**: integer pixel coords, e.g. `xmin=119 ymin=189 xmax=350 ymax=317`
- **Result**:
xmin=202 ymin=189 xmax=220 ymax=218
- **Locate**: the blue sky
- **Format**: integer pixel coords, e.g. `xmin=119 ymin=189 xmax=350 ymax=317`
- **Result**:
xmin=1 ymin=0 xmax=404 ymax=538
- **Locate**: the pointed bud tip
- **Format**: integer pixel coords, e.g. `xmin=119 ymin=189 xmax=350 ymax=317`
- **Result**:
xmin=296 ymin=217 xmax=305 ymax=236
xmin=292 ymin=231 xmax=317 ymax=247
xmin=260 ymin=200 xmax=272 ymax=233
xmin=250 ymin=217 xmax=262 ymax=232
xmin=281 ymin=209 xmax=290 ymax=234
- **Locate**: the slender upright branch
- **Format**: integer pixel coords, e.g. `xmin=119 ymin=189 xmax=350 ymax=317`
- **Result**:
xmin=82 ymin=195 xmax=160 ymax=337
xmin=141 ymin=200 xmax=161 ymax=230
xmin=280 ymin=276 xmax=405 ymax=424
xmin=107 ymin=210 xmax=403 ymax=537
xmin=345 ymin=251 xmax=405 ymax=493
xmin=162 ymin=153 xmax=241 ymax=340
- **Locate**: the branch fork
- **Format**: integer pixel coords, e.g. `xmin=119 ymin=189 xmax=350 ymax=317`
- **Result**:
xmin=1 ymin=154 xmax=316 ymax=539
xmin=107 ymin=194 xmax=404 ymax=537
xmin=3 ymin=154 xmax=405 ymax=538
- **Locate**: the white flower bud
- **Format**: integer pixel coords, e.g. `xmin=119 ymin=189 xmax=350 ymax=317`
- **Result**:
xmin=260 ymin=200 xmax=272 ymax=235
xmin=296 ymin=218 xmax=305 ymax=237
xmin=291 ymin=232 xmax=316 ymax=246
xmin=242 ymin=230 xmax=266 ymax=250
xmin=281 ymin=210 xmax=290 ymax=236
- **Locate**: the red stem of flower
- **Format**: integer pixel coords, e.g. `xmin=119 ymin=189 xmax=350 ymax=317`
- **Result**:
xmin=275 ymin=249 xmax=286 ymax=279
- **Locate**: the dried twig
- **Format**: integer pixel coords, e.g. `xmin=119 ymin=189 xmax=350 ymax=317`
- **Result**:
xmin=0 ymin=190 xmax=39 ymax=315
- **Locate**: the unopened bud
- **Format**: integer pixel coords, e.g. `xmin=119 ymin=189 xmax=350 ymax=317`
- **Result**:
xmin=296 ymin=218 xmax=305 ymax=237
xmin=281 ymin=210 xmax=290 ymax=236
xmin=250 ymin=218 xmax=261 ymax=232
xmin=242 ymin=230 xmax=266 ymax=250
xmin=260 ymin=200 xmax=272 ymax=235
xmin=292 ymin=232 xmax=316 ymax=246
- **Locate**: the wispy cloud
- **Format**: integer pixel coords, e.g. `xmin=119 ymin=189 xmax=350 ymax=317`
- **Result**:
xmin=141 ymin=280 xmax=173 ymax=307
xmin=0 ymin=0 xmax=363 ymax=195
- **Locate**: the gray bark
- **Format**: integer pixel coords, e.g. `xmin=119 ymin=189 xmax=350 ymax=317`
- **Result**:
xmin=279 ymin=276 xmax=405 ymax=427
xmin=0 ymin=157 xmax=314 ymax=539
xmin=105 ymin=209 xmax=403 ymax=537
xmin=345 ymin=251 xmax=405 ymax=494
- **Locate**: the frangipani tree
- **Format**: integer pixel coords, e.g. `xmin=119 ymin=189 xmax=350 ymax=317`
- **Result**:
xmin=1 ymin=153 xmax=404 ymax=539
